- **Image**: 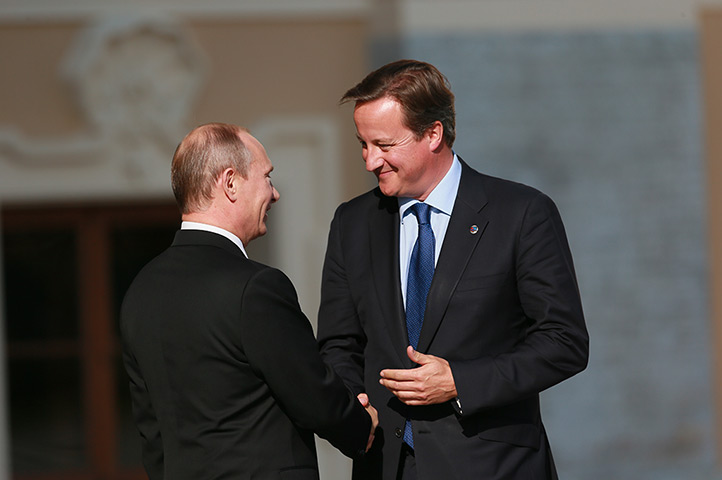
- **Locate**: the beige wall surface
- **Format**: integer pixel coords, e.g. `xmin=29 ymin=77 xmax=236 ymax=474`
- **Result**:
xmin=189 ymin=19 xmax=372 ymax=197
xmin=192 ymin=20 xmax=365 ymax=121
xmin=0 ymin=22 xmax=86 ymax=135
xmin=0 ymin=17 xmax=371 ymax=202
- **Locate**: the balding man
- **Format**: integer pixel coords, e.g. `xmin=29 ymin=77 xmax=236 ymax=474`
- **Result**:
xmin=121 ymin=123 xmax=377 ymax=480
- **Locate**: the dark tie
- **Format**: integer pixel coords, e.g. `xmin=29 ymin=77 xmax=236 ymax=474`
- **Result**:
xmin=404 ymin=202 xmax=435 ymax=448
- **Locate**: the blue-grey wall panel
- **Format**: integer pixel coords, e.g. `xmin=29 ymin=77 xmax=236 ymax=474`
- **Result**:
xmin=372 ymin=31 xmax=714 ymax=479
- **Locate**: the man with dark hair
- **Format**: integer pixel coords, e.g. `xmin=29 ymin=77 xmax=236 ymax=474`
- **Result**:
xmin=318 ymin=60 xmax=588 ymax=479
xmin=121 ymin=123 xmax=377 ymax=480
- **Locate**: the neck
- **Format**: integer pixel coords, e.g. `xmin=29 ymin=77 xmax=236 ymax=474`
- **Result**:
xmin=183 ymin=206 xmax=239 ymax=239
xmin=416 ymin=149 xmax=454 ymax=202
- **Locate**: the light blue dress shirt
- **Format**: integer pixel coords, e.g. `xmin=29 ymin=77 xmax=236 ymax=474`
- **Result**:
xmin=399 ymin=154 xmax=462 ymax=305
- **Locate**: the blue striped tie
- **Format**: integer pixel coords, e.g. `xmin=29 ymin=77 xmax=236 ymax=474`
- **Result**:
xmin=404 ymin=202 xmax=435 ymax=448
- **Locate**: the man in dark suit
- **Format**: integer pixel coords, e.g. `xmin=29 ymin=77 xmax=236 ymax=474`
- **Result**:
xmin=120 ymin=123 xmax=377 ymax=480
xmin=317 ymin=60 xmax=589 ymax=480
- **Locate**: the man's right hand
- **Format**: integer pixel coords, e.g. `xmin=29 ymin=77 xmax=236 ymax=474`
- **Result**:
xmin=357 ymin=393 xmax=378 ymax=452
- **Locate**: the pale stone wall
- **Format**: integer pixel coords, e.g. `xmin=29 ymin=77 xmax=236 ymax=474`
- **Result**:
xmin=389 ymin=31 xmax=715 ymax=479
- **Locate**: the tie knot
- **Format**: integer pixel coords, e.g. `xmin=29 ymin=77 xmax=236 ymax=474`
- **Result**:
xmin=409 ymin=202 xmax=432 ymax=225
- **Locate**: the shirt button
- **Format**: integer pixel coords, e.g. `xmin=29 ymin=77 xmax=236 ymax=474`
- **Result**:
xmin=395 ymin=427 xmax=403 ymax=438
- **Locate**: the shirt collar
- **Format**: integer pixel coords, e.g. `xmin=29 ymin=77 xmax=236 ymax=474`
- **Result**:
xmin=399 ymin=153 xmax=462 ymax=219
xmin=181 ymin=221 xmax=248 ymax=258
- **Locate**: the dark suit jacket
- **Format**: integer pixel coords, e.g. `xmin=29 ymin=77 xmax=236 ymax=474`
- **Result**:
xmin=317 ymin=160 xmax=589 ymax=480
xmin=120 ymin=229 xmax=370 ymax=480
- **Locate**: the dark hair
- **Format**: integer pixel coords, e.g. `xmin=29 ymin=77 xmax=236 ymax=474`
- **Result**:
xmin=341 ymin=59 xmax=456 ymax=148
xmin=171 ymin=123 xmax=251 ymax=214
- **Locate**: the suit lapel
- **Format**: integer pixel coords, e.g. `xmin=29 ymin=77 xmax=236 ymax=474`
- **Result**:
xmin=417 ymin=161 xmax=489 ymax=353
xmin=368 ymin=192 xmax=410 ymax=366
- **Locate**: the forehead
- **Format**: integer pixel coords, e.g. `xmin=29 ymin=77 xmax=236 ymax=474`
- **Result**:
xmin=353 ymin=97 xmax=410 ymax=138
xmin=243 ymin=133 xmax=272 ymax=170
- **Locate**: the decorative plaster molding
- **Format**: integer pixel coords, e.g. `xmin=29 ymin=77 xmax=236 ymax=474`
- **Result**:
xmin=252 ymin=115 xmax=341 ymax=323
xmin=0 ymin=14 xmax=207 ymax=201
xmin=62 ymin=14 xmax=207 ymax=167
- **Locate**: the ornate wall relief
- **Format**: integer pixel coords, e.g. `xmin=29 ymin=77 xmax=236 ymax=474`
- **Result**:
xmin=0 ymin=14 xmax=207 ymax=202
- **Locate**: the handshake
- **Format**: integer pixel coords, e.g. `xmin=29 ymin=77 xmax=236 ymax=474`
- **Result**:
xmin=357 ymin=393 xmax=379 ymax=452
xmin=352 ymin=347 xmax=460 ymax=453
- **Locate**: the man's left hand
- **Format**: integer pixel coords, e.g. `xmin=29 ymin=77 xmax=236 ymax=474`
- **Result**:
xmin=379 ymin=346 xmax=458 ymax=405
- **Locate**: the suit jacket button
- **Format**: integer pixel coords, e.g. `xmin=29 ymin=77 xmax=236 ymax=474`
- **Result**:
xmin=395 ymin=427 xmax=402 ymax=438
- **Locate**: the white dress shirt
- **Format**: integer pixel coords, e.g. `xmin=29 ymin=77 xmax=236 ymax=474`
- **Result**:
xmin=181 ymin=221 xmax=248 ymax=258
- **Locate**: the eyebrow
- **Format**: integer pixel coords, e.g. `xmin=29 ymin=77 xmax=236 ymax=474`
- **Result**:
xmin=356 ymin=134 xmax=392 ymax=144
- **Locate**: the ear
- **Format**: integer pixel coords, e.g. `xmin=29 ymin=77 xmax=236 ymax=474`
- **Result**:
xmin=426 ymin=121 xmax=444 ymax=152
xmin=220 ymin=167 xmax=238 ymax=202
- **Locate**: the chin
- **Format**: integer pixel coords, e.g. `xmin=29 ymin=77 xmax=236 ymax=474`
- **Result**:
xmin=378 ymin=184 xmax=399 ymax=198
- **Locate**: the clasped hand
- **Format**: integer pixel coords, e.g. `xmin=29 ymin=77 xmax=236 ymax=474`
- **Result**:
xmin=356 ymin=347 xmax=456 ymax=452
xmin=379 ymin=346 xmax=458 ymax=405
xmin=356 ymin=393 xmax=378 ymax=452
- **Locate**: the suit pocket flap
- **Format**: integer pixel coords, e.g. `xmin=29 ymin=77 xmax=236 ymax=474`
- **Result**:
xmin=477 ymin=423 xmax=541 ymax=450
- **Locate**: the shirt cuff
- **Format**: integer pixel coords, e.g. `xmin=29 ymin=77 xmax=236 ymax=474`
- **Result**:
xmin=452 ymin=396 xmax=463 ymax=415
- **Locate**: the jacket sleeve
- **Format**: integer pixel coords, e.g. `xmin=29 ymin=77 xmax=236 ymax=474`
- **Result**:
xmin=121 ymin=347 xmax=165 ymax=479
xmin=316 ymin=205 xmax=367 ymax=395
xmin=239 ymin=266 xmax=371 ymax=458
xmin=449 ymin=192 xmax=589 ymax=415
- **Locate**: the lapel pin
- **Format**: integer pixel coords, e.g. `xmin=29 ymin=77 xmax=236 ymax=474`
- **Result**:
xmin=469 ymin=225 xmax=479 ymax=235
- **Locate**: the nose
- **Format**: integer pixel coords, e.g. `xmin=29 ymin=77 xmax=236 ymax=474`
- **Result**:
xmin=271 ymin=185 xmax=280 ymax=203
xmin=364 ymin=147 xmax=383 ymax=172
